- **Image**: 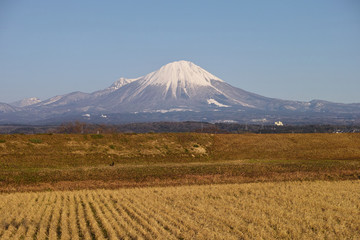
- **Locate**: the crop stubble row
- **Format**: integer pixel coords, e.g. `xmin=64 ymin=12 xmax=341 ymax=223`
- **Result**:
xmin=0 ymin=180 xmax=359 ymax=239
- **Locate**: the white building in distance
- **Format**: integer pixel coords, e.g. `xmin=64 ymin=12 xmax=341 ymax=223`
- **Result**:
xmin=275 ymin=121 xmax=284 ymax=126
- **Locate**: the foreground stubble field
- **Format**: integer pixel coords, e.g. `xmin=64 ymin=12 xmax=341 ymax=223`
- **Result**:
xmin=0 ymin=180 xmax=359 ymax=240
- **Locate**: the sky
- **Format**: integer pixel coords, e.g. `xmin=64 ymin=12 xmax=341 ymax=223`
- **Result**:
xmin=1 ymin=0 xmax=359 ymax=104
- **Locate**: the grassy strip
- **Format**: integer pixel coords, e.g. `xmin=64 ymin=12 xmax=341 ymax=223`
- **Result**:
xmin=1 ymin=133 xmax=360 ymax=168
xmin=0 ymin=159 xmax=359 ymax=192
xmin=1 ymin=133 xmax=360 ymax=192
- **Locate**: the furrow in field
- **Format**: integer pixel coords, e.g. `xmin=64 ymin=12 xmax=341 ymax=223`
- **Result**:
xmin=24 ymin=193 xmax=51 ymax=239
xmin=2 ymin=194 xmax=31 ymax=240
xmin=110 ymin=191 xmax=161 ymax=239
xmin=112 ymin=191 xmax=175 ymax=239
xmin=79 ymin=192 xmax=106 ymax=240
xmin=100 ymin=191 xmax=150 ymax=238
xmin=126 ymin=190 xmax=186 ymax=239
xmin=35 ymin=193 xmax=57 ymax=240
xmin=48 ymin=192 xmax=62 ymax=240
xmin=95 ymin=191 xmax=138 ymax=239
xmin=0 ymin=180 xmax=359 ymax=239
xmin=68 ymin=193 xmax=80 ymax=240
xmin=44 ymin=194 xmax=58 ymax=240
xmin=87 ymin=191 xmax=119 ymax=239
xmin=60 ymin=193 xmax=71 ymax=240
xmin=0 ymin=192 xmax=38 ymax=238
xmin=112 ymin=190 xmax=174 ymax=239
xmin=90 ymin=190 xmax=130 ymax=239
xmin=74 ymin=193 xmax=92 ymax=240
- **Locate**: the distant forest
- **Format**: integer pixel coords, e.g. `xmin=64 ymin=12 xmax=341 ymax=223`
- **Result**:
xmin=1 ymin=121 xmax=359 ymax=134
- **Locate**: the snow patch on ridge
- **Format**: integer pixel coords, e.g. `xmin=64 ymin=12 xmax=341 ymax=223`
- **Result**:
xmin=207 ymin=99 xmax=230 ymax=107
xmin=11 ymin=97 xmax=41 ymax=107
xmin=143 ymin=108 xmax=194 ymax=113
xmin=42 ymin=96 xmax=62 ymax=105
xmin=110 ymin=77 xmax=139 ymax=90
xmin=284 ymin=105 xmax=296 ymax=111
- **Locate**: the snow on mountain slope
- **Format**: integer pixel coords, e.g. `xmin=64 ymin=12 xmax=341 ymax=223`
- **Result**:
xmin=92 ymin=77 xmax=139 ymax=97
xmin=86 ymin=60 xmax=237 ymax=112
xmin=111 ymin=77 xmax=139 ymax=90
xmin=207 ymin=99 xmax=230 ymax=107
xmin=11 ymin=97 xmax=41 ymax=107
xmin=143 ymin=60 xmax=222 ymax=86
xmin=130 ymin=60 xmax=224 ymax=99
xmin=0 ymin=103 xmax=17 ymax=113
xmin=3 ymin=60 xmax=360 ymax=124
xmin=36 ymin=92 xmax=90 ymax=107
xmin=92 ymin=60 xmax=270 ymax=111
xmin=5 ymin=61 xmax=316 ymax=114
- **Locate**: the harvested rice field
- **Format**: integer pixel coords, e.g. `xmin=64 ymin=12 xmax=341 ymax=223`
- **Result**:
xmin=0 ymin=180 xmax=359 ymax=239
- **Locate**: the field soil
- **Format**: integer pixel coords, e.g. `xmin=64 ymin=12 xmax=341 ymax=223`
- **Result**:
xmin=0 ymin=133 xmax=360 ymax=192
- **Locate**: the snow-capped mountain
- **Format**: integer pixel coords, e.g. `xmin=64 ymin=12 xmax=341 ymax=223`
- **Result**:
xmin=2 ymin=60 xmax=360 ymax=124
xmin=0 ymin=103 xmax=17 ymax=113
xmin=35 ymin=92 xmax=90 ymax=107
xmin=86 ymin=60 xmax=318 ymax=113
xmin=90 ymin=60 xmax=235 ymax=112
xmin=10 ymin=97 xmax=41 ymax=107
xmin=92 ymin=77 xmax=140 ymax=97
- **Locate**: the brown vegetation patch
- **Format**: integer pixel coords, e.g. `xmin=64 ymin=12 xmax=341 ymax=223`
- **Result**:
xmin=0 ymin=133 xmax=360 ymax=191
xmin=191 ymin=144 xmax=207 ymax=155
xmin=71 ymin=150 xmax=87 ymax=155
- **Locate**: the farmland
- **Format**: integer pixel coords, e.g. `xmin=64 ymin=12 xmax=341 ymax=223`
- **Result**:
xmin=0 ymin=132 xmax=359 ymax=239
xmin=0 ymin=133 xmax=360 ymax=191
xmin=0 ymin=180 xmax=359 ymax=239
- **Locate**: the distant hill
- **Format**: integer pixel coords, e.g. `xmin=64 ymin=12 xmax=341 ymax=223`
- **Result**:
xmin=2 ymin=60 xmax=360 ymax=124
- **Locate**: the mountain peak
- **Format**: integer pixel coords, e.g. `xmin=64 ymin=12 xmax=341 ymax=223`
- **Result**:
xmin=161 ymin=60 xmax=198 ymax=69
xmin=140 ymin=60 xmax=223 ymax=94
xmin=120 ymin=60 xmax=223 ymax=100
xmin=110 ymin=77 xmax=139 ymax=90
xmin=149 ymin=60 xmax=223 ymax=84
xmin=11 ymin=97 xmax=41 ymax=107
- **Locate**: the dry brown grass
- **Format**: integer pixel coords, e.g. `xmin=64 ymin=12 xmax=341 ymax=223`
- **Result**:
xmin=211 ymin=133 xmax=360 ymax=161
xmin=0 ymin=133 xmax=360 ymax=191
xmin=0 ymin=180 xmax=359 ymax=239
xmin=1 ymin=133 xmax=359 ymax=166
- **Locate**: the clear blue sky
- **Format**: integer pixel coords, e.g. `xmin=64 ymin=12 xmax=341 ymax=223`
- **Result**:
xmin=1 ymin=0 xmax=359 ymax=103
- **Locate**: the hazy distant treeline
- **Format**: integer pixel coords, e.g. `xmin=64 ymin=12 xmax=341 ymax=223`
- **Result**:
xmin=1 ymin=121 xmax=360 ymax=134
